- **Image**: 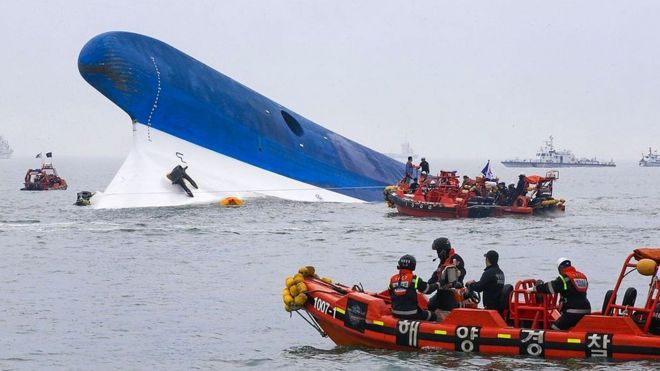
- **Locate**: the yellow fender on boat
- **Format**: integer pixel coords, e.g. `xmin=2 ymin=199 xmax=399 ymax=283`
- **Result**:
xmin=294 ymin=293 xmax=308 ymax=307
xmin=282 ymin=266 xmax=331 ymax=312
xmin=220 ymin=197 xmax=243 ymax=206
xmin=637 ymin=258 xmax=657 ymax=276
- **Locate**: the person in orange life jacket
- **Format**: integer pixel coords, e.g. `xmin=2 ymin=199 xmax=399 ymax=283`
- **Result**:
xmin=529 ymin=257 xmax=591 ymax=330
xmin=388 ymin=254 xmax=442 ymax=321
xmin=465 ymin=250 xmax=505 ymax=310
xmin=427 ymin=238 xmax=466 ymax=311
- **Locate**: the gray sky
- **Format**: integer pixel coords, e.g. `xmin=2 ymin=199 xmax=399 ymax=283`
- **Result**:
xmin=1 ymin=1 xmax=659 ymax=160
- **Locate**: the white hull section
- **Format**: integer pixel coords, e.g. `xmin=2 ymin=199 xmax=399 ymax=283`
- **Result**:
xmin=92 ymin=123 xmax=364 ymax=209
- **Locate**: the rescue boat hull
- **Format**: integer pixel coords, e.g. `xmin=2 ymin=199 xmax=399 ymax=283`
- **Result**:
xmin=299 ymin=278 xmax=660 ymax=360
xmin=388 ymin=192 xmax=503 ymax=218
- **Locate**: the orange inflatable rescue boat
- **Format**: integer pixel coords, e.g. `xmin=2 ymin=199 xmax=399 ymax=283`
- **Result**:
xmin=284 ymin=248 xmax=660 ymax=360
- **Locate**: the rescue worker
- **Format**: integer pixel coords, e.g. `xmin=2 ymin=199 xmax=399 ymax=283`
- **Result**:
xmin=465 ymin=250 xmax=505 ymax=310
xmin=388 ymin=254 xmax=441 ymax=321
xmin=404 ymin=156 xmax=418 ymax=183
xmin=427 ymin=238 xmax=466 ymax=311
xmin=419 ymin=157 xmax=430 ymax=174
xmin=530 ymin=257 xmax=591 ymax=330
xmin=461 ymin=175 xmax=474 ymax=188
xmin=515 ymin=174 xmax=527 ymax=197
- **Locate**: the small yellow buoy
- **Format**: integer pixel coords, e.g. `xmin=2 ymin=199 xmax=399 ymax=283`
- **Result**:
xmin=294 ymin=293 xmax=308 ymax=306
xmin=321 ymin=277 xmax=332 ymax=284
xmin=283 ymin=294 xmax=294 ymax=306
xmin=285 ymin=276 xmax=295 ymax=288
xmin=284 ymin=303 xmax=292 ymax=312
xmin=220 ymin=196 xmax=243 ymax=206
xmin=297 ymin=282 xmax=308 ymax=294
xmin=289 ymin=285 xmax=299 ymax=296
xmin=293 ymin=273 xmax=304 ymax=284
xmin=637 ymin=258 xmax=657 ymax=276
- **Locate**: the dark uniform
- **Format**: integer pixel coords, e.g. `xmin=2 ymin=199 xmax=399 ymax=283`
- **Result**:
xmin=535 ymin=265 xmax=591 ymax=330
xmin=515 ymin=175 xmax=527 ymax=198
xmin=427 ymin=250 xmax=466 ymax=311
xmin=468 ymin=264 xmax=505 ymax=310
xmin=389 ymin=269 xmax=439 ymax=321
xmin=419 ymin=158 xmax=430 ymax=174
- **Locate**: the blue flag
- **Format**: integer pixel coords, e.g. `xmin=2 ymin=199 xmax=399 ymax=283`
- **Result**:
xmin=481 ymin=160 xmax=494 ymax=180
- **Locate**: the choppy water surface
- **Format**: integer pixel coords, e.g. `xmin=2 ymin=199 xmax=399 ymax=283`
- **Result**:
xmin=0 ymin=157 xmax=659 ymax=370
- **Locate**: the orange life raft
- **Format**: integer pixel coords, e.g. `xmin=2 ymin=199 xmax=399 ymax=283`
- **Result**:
xmin=288 ymin=249 xmax=660 ymax=360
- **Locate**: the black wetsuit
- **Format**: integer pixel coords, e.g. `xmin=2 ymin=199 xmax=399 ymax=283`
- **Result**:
xmin=419 ymin=160 xmax=429 ymax=174
xmin=515 ymin=178 xmax=527 ymax=197
xmin=427 ymin=253 xmax=466 ymax=311
xmin=468 ymin=264 xmax=505 ymax=310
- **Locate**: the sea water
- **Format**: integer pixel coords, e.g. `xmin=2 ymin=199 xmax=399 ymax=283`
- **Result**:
xmin=0 ymin=157 xmax=658 ymax=370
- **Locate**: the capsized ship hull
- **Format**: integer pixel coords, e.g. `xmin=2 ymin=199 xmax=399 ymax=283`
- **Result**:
xmin=78 ymin=32 xmax=402 ymax=208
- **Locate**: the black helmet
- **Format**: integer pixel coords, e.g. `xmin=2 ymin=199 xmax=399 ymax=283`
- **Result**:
xmin=432 ymin=237 xmax=451 ymax=252
xmin=397 ymin=254 xmax=416 ymax=271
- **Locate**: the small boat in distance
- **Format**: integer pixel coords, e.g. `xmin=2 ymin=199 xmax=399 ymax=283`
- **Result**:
xmin=20 ymin=152 xmax=68 ymax=191
xmin=0 ymin=136 xmax=13 ymax=159
xmin=639 ymin=147 xmax=660 ymax=167
xmin=502 ymin=136 xmax=616 ymax=168
xmin=385 ymin=142 xmax=418 ymax=163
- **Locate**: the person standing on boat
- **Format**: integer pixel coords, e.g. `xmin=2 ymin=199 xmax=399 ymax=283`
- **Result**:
xmin=404 ymin=156 xmax=418 ymax=183
xmin=389 ymin=255 xmax=442 ymax=321
xmin=427 ymin=238 xmax=466 ymax=311
xmin=465 ymin=250 xmax=505 ymax=310
xmin=419 ymin=157 xmax=430 ymax=174
xmin=515 ymin=174 xmax=528 ymax=197
xmin=530 ymin=257 xmax=591 ymax=330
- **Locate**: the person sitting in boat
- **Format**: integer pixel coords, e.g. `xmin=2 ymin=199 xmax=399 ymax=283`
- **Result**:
xmin=465 ymin=250 xmax=505 ymax=311
xmin=404 ymin=156 xmax=418 ymax=183
xmin=389 ymin=254 xmax=443 ymax=321
xmin=408 ymin=177 xmax=419 ymax=193
xmin=419 ymin=171 xmax=428 ymax=183
xmin=419 ymin=157 xmax=429 ymax=174
xmin=427 ymin=238 xmax=466 ymax=312
xmin=529 ymin=257 xmax=591 ymax=330
xmin=461 ymin=175 xmax=475 ymax=188
xmin=495 ymin=182 xmax=508 ymax=205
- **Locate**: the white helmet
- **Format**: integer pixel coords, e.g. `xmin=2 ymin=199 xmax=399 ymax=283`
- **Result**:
xmin=556 ymin=257 xmax=571 ymax=269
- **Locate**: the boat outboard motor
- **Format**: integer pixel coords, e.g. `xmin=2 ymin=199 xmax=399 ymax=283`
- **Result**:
xmin=74 ymin=191 xmax=94 ymax=206
xmin=166 ymin=165 xmax=198 ymax=197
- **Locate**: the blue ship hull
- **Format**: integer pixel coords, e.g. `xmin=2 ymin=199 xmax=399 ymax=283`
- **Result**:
xmin=78 ymin=32 xmax=403 ymax=206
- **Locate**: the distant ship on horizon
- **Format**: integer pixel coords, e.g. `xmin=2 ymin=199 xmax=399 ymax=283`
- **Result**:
xmin=0 ymin=136 xmax=13 ymax=159
xmin=501 ymin=136 xmax=616 ymax=168
xmin=385 ymin=142 xmax=418 ymax=162
xmin=639 ymin=147 xmax=660 ymax=167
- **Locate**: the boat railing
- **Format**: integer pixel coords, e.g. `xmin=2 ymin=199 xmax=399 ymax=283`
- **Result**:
xmin=603 ymin=252 xmax=660 ymax=333
xmin=510 ymin=279 xmax=560 ymax=330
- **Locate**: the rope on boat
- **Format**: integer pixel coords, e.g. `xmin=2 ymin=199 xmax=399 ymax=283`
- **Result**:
xmin=295 ymin=310 xmax=327 ymax=338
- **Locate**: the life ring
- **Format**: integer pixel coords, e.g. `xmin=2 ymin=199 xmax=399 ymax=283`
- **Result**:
xmin=514 ymin=195 xmax=528 ymax=208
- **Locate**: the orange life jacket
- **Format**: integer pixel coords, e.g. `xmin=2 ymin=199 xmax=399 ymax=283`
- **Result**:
xmin=441 ymin=249 xmax=457 ymax=268
xmin=389 ymin=269 xmax=419 ymax=315
xmin=562 ymin=266 xmax=588 ymax=293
